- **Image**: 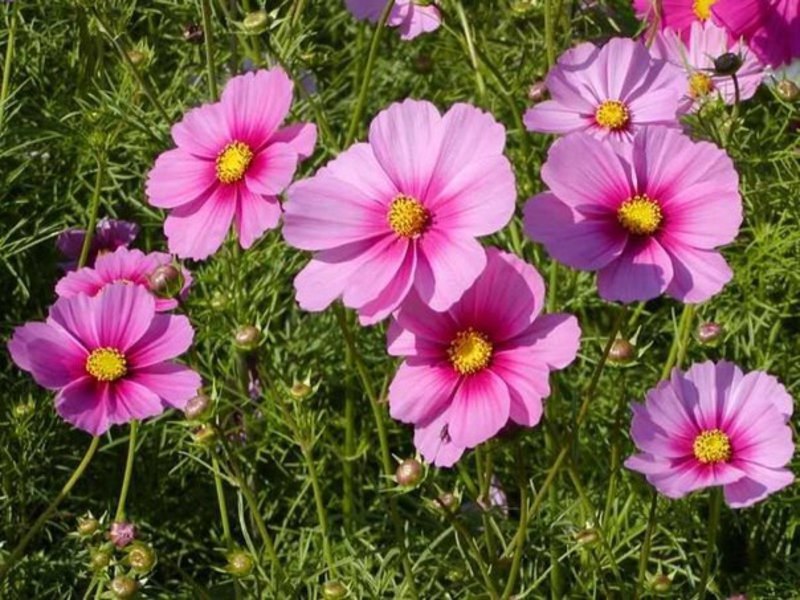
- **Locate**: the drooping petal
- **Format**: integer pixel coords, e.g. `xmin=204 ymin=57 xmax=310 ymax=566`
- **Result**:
xmin=662 ymin=242 xmax=733 ymax=304
xmin=723 ymin=464 xmax=795 ymax=508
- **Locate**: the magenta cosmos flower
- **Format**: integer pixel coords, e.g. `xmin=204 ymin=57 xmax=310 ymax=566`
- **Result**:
xmin=633 ymin=0 xmax=722 ymax=35
xmin=625 ymin=361 xmax=795 ymax=508
xmin=55 ymin=247 xmax=191 ymax=312
xmin=386 ymin=249 xmax=581 ymax=467
xmin=57 ymin=217 xmax=139 ymax=271
xmin=345 ymin=0 xmax=441 ymax=40
xmin=713 ymin=0 xmax=800 ymax=68
xmin=146 ymin=68 xmax=317 ymax=260
xmin=524 ymin=126 xmax=741 ymax=303
xmin=282 ymin=100 xmax=516 ymax=325
xmin=523 ymin=38 xmax=685 ymax=139
xmin=651 ymin=22 xmax=764 ymax=112
xmin=8 ymin=284 xmax=201 ymax=435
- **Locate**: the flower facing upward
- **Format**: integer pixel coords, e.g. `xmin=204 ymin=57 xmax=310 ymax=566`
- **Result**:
xmin=8 ymin=284 xmax=201 ymax=435
xmin=625 ymin=361 xmax=795 ymax=508
xmin=56 ymin=217 xmax=139 ymax=271
xmin=524 ymin=126 xmax=742 ymax=303
xmin=632 ymin=0 xmax=722 ymax=35
xmin=386 ymin=249 xmax=580 ymax=467
xmin=146 ymin=68 xmax=317 ymax=260
xmin=523 ymin=38 xmax=685 ymax=140
xmin=345 ymin=0 xmax=442 ymax=40
xmin=651 ymin=22 xmax=764 ymax=112
xmin=55 ymin=247 xmax=192 ymax=312
xmin=282 ymin=100 xmax=517 ymax=325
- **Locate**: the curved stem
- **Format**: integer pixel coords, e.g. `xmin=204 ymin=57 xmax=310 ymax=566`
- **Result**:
xmin=114 ymin=420 xmax=139 ymax=522
xmin=0 ymin=437 xmax=101 ymax=582
xmin=0 ymin=0 xmax=19 ymax=132
xmin=200 ymin=0 xmax=219 ymax=100
xmin=697 ymin=488 xmax=722 ymax=599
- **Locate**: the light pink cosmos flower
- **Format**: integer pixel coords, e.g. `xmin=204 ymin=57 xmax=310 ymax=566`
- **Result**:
xmin=651 ymin=22 xmax=764 ymax=112
xmin=524 ymin=127 xmax=741 ymax=304
xmin=55 ymin=247 xmax=192 ymax=312
xmin=387 ymin=249 xmax=581 ymax=467
xmin=523 ymin=38 xmax=685 ymax=140
xmin=146 ymin=68 xmax=317 ymax=260
xmin=282 ymin=99 xmax=516 ymax=325
xmin=8 ymin=284 xmax=201 ymax=435
xmin=633 ymin=0 xmax=721 ymax=36
xmin=713 ymin=0 xmax=800 ymax=68
xmin=625 ymin=361 xmax=795 ymax=508
xmin=345 ymin=0 xmax=441 ymax=41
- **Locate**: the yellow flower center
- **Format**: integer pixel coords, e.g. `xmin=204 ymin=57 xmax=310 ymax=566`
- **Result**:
xmin=595 ymin=100 xmax=630 ymax=131
xmin=692 ymin=428 xmax=732 ymax=464
xmin=388 ymin=195 xmax=430 ymax=238
xmin=216 ymin=141 xmax=254 ymax=184
xmin=448 ymin=328 xmax=493 ymax=375
xmin=692 ymin=0 xmax=718 ymax=21
xmin=617 ymin=194 xmax=663 ymax=236
xmin=85 ymin=347 xmax=128 ymax=382
xmin=689 ymin=72 xmax=715 ymax=98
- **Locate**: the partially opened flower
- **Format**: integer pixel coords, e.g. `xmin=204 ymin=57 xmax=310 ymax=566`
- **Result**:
xmin=387 ymin=249 xmax=580 ymax=467
xmin=524 ymin=126 xmax=741 ymax=303
xmin=283 ymin=99 xmax=516 ymax=325
xmin=632 ymin=0 xmax=721 ymax=36
xmin=55 ymin=247 xmax=191 ymax=311
xmin=625 ymin=361 xmax=795 ymax=508
xmin=523 ymin=38 xmax=685 ymax=139
xmin=57 ymin=217 xmax=139 ymax=271
xmin=345 ymin=0 xmax=441 ymax=40
xmin=651 ymin=22 xmax=764 ymax=111
xmin=146 ymin=68 xmax=317 ymax=260
xmin=713 ymin=0 xmax=800 ymax=68
xmin=8 ymin=284 xmax=201 ymax=435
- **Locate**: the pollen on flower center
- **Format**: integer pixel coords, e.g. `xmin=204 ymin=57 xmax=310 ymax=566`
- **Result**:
xmin=617 ymin=194 xmax=663 ymax=235
xmin=448 ymin=328 xmax=493 ymax=375
xmin=388 ymin=195 xmax=430 ymax=238
xmin=595 ymin=100 xmax=630 ymax=131
xmin=216 ymin=141 xmax=254 ymax=184
xmin=692 ymin=0 xmax=717 ymax=21
xmin=689 ymin=72 xmax=715 ymax=98
xmin=693 ymin=428 xmax=732 ymax=464
xmin=85 ymin=347 xmax=128 ymax=382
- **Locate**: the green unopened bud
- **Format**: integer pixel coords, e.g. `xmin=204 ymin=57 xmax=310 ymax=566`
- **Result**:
xmin=126 ymin=542 xmax=157 ymax=574
xmin=77 ymin=515 xmax=100 ymax=536
xmin=242 ymin=10 xmax=269 ymax=33
xmin=109 ymin=575 xmax=139 ymax=599
xmin=192 ymin=425 xmax=217 ymax=446
xmin=574 ymin=527 xmax=600 ymax=546
xmin=322 ymin=580 xmax=349 ymax=599
xmin=89 ymin=548 xmax=112 ymax=571
xmin=651 ymin=573 xmax=672 ymax=593
xmin=776 ymin=79 xmax=799 ymax=102
xmin=234 ymin=325 xmax=261 ymax=352
xmin=210 ymin=292 xmax=230 ymax=310
xmin=12 ymin=400 xmax=35 ymax=418
xmin=148 ymin=264 xmax=184 ymax=299
xmin=126 ymin=50 xmax=146 ymax=67
xmin=713 ymin=52 xmax=742 ymax=76
xmin=184 ymin=393 xmax=211 ymax=421
xmin=225 ymin=549 xmax=254 ymax=578
xmin=608 ymin=338 xmax=635 ymax=364
xmin=290 ymin=382 xmax=312 ymax=399
xmin=395 ymin=458 xmax=423 ymax=487
xmin=696 ymin=322 xmax=724 ymax=346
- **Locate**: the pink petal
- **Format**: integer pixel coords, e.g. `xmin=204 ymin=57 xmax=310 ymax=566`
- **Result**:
xmin=511 ymin=313 xmax=582 ymax=370
xmin=318 ymin=143 xmax=398 ymax=204
xmin=388 ymin=362 xmax=460 ymax=425
xmin=415 ymin=231 xmax=486 ymax=312
xmin=723 ymin=464 xmax=794 ymax=508
xmin=55 ymin=266 xmax=108 ymax=301
xmin=145 ymin=148 xmax=218 ymax=209
xmin=662 ymin=242 xmax=732 ymax=303
xmin=55 ymin=377 xmax=111 ymax=435
xmin=92 ymin=283 xmax=157 ymax=351
xmin=171 ymin=103 xmax=230 ymax=159
xmin=163 ymin=184 xmax=237 ymax=260
xmin=8 ymin=322 xmax=86 ymax=389
xmin=107 ymin=379 xmax=167 ymax=426
xmin=447 ymin=370 xmax=511 ymax=448
xmin=626 ymin=86 xmax=684 ymax=126
xmin=389 ymin=290 xmax=460 ymax=356
xmin=597 ymin=236 xmax=674 ymax=303
xmin=397 ymin=3 xmax=441 ymax=40
xmin=269 ymin=122 xmax=317 ymax=159
xmin=244 ymin=142 xmax=298 ymax=197
xmin=234 ymin=186 xmax=282 ymax=249
xmin=47 ymin=293 xmax=103 ymax=349
xmin=357 ymin=241 xmax=418 ymax=325
xmin=413 ymin=407 xmax=466 ymax=468
xmin=342 ymin=235 xmax=412 ymax=310
xmin=490 ymin=348 xmax=550 ymax=427
xmin=523 ymin=101 xmax=589 ymax=135
xmin=127 ymin=313 xmax=194 ymax=369
xmin=129 ymin=363 xmax=202 ymax=410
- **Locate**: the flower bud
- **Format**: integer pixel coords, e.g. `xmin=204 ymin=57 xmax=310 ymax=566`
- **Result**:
xmin=290 ymin=382 xmax=312 ymax=399
xmin=184 ymin=393 xmax=211 ymax=421
xmin=182 ymin=23 xmax=204 ymax=44
xmin=775 ymin=80 xmax=799 ymax=102
xmin=12 ymin=400 xmax=34 ymax=418
xmin=109 ymin=575 xmax=140 ymax=599
xmin=126 ymin=50 xmax=146 ymax=66
xmin=608 ymin=338 xmax=635 ymax=364
xmin=435 ymin=492 xmax=459 ymax=512
xmin=322 ymin=580 xmax=349 ymax=599
xmin=109 ymin=521 xmax=137 ymax=548
xmin=395 ymin=458 xmax=423 ymax=487
xmin=89 ymin=548 xmax=112 ymax=571
xmin=528 ymin=81 xmax=547 ymax=102
xmin=148 ymin=264 xmax=184 ymax=299
xmin=696 ymin=322 xmax=724 ymax=346
xmin=126 ymin=542 xmax=157 ymax=574
xmin=713 ymin=52 xmax=742 ymax=76
xmin=192 ymin=425 xmax=217 ymax=447
xmin=574 ymin=527 xmax=600 ymax=546
xmin=651 ymin=573 xmax=672 ymax=593
xmin=77 ymin=515 xmax=100 ymax=536
xmin=210 ymin=292 xmax=230 ymax=310
xmin=234 ymin=325 xmax=261 ymax=352
xmin=225 ymin=549 xmax=254 ymax=578
xmin=242 ymin=10 xmax=269 ymax=33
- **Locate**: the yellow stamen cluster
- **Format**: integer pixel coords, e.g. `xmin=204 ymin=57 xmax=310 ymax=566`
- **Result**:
xmin=85 ymin=347 xmax=128 ymax=382
xmin=388 ymin=195 xmax=430 ymax=238
xmin=689 ymin=72 xmax=715 ymax=98
xmin=617 ymin=194 xmax=663 ymax=236
xmin=692 ymin=0 xmax=718 ymax=21
xmin=448 ymin=328 xmax=493 ymax=375
xmin=692 ymin=428 xmax=732 ymax=464
xmin=216 ymin=141 xmax=254 ymax=184
xmin=595 ymin=100 xmax=630 ymax=131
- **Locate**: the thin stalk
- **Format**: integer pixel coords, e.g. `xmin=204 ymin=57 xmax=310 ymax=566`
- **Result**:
xmin=114 ymin=420 xmax=139 ymax=522
xmin=724 ymin=73 xmax=741 ymax=148
xmin=439 ymin=505 xmax=501 ymax=599
xmin=344 ymin=0 xmax=395 ymax=146
xmin=0 ymin=0 xmax=19 ymax=132
xmin=454 ymin=2 xmax=486 ymax=102
xmin=697 ymin=488 xmax=723 ymax=599
xmin=0 ymin=437 xmax=101 ymax=581
xmin=634 ymin=492 xmax=659 ymax=600
xmin=501 ymin=442 xmax=530 ymax=599
xmin=299 ymin=440 xmax=337 ymax=576
xmin=201 ymin=0 xmax=219 ymax=100
xmin=78 ymin=161 xmax=106 ymax=269
xmin=213 ymin=456 xmax=242 ymax=600
xmin=474 ymin=447 xmax=498 ymax=559
xmin=544 ymin=0 xmax=556 ymax=67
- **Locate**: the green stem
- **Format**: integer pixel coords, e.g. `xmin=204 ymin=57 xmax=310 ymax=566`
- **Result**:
xmin=501 ymin=442 xmax=529 ymax=599
xmin=114 ymin=421 xmax=139 ymax=522
xmin=78 ymin=161 xmax=106 ymax=269
xmin=201 ymin=0 xmax=219 ymax=101
xmin=212 ymin=454 xmax=242 ymax=599
xmin=544 ymin=0 xmax=556 ymax=67
xmin=343 ymin=344 xmax=356 ymax=533
xmin=439 ymin=505 xmax=501 ymax=599
xmin=299 ymin=440 xmax=337 ymax=576
xmin=0 ymin=437 xmax=101 ymax=582
xmin=697 ymin=489 xmax=723 ymax=599
xmin=0 ymin=0 xmax=18 ymax=132
xmin=344 ymin=0 xmax=395 ymax=146
xmin=634 ymin=492 xmax=659 ymax=600
xmin=454 ymin=2 xmax=486 ymax=102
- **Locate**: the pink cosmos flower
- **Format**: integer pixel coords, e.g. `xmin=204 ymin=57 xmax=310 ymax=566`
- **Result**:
xmin=146 ymin=68 xmax=317 ymax=260
xmin=8 ymin=284 xmax=201 ymax=435
xmin=282 ymin=99 xmax=516 ymax=325
xmin=524 ymin=126 xmax=741 ymax=303
xmin=625 ymin=361 xmax=795 ymax=508
xmin=55 ymin=247 xmax=192 ymax=312
xmin=523 ymin=38 xmax=685 ymax=140
xmin=345 ymin=0 xmax=442 ymax=40
xmin=633 ymin=0 xmax=721 ymax=36
xmin=713 ymin=0 xmax=800 ymax=68
xmin=56 ymin=217 xmax=139 ymax=271
xmin=651 ymin=22 xmax=764 ymax=112
xmin=386 ymin=249 xmax=581 ymax=467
